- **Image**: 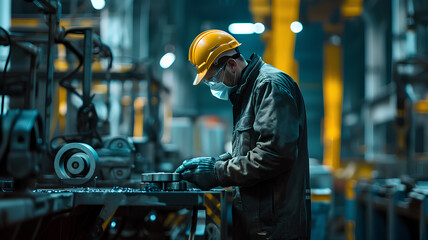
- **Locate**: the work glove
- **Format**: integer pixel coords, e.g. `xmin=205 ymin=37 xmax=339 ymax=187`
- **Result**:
xmin=175 ymin=157 xmax=220 ymax=190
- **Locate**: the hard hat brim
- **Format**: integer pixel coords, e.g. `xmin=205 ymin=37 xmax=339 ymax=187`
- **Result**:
xmin=193 ymin=68 xmax=207 ymax=85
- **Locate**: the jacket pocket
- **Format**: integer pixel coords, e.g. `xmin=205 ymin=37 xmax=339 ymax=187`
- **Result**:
xmin=234 ymin=116 xmax=254 ymax=156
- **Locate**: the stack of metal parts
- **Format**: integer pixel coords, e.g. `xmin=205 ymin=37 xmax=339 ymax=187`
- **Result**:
xmin=140 ymin=172 xmax=187 ymax=191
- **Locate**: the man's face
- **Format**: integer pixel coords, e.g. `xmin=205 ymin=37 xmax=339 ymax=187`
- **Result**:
xmin=203 ymin=63 xmax=227 ymax=82
xmin=203 ymin=63 xmax=226 ymax=85
xmin=203 ymin=59 xmax=237 ymax=87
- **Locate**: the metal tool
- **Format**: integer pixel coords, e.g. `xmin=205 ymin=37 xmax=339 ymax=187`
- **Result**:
xmin=54 ymin=143 xmax=99 ymax=185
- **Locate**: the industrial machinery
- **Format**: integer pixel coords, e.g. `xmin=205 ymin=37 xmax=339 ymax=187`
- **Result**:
xmin=54 ymin=142 xmax=99 ymax=186
xmin=0 ymin=109 xmax=43 ymax=190
xmin=0 ymin=1 xmax=231 ymax=239
xmin=98 ymin=136 xmax=136 ymax=181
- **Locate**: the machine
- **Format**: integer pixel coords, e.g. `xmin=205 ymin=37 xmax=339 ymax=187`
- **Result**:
xmin=0 ymin=1 xmax=232 ymax=239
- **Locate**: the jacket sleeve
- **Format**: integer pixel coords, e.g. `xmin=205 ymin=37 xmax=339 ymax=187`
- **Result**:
xmin=215 ymin=79 xmax=300 ymax=187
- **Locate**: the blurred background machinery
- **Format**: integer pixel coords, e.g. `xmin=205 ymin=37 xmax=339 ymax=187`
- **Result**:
xmin=0 ymin=0 xmax=427 ymax=239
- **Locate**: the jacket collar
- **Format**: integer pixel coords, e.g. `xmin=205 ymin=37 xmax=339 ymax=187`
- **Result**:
xmin=230 ymin=53 xmax=263 ymax=105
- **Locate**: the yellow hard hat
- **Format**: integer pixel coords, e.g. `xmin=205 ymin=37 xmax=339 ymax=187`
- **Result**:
xmin=189 ymin=29 xmax=241 ymax=85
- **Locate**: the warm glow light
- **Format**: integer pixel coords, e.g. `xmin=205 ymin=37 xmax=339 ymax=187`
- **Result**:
xmin=160 ymin=52 xmax=176 ymax=69
xmin=290 ymin=21 xmax=303 ymax=33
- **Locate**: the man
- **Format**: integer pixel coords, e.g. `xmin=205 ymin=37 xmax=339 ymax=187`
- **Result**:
xmin=176 ymin=29 xmax=311 ymax=240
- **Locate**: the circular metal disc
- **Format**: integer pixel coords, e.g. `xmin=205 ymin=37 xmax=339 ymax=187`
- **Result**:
xmin=66 ymin=153 xmax=87 ymax=175
xmin=151 ymin=172 xmax=173 ymax=182
xmin=54 ymin=143 xmax=99 ymax=185
xmin=170 ymin=173 xmax=180 ymax=182
xmin=141 ymin=172 xmax=181 ymax=184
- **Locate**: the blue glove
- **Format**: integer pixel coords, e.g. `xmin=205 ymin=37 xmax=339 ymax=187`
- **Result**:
xmin=175 ymin=157 xmax=219 ymax=190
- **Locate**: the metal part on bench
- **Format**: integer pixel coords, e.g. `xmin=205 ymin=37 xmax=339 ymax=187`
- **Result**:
xmin=141 ymin=172 xmax=186 ymax=191
xmin=54 ymin=143 xmax=99 ymax=185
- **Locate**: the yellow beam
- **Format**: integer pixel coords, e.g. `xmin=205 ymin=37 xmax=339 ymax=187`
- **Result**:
xmin=415 ymin=99 xmax=428 ymax=114
xmin=133 ymin=97 xmax=145 ymax=137
xmin=262 ymin=0 xmax=300 ymax=82
xmin=58 ymin=87 xmax=67 ymax=133
xmin=249 ymin=0 xmax=271 ymax=23
xmin=11 ymin=18 xmax=99 ymax=28
xmin=11 ymin=18 xmax=40 ymax=28
xmin=322 ymin=43 xmax=343 ymax=170
xmin=341 ymin=0 xmax=363 ymax=18
xmin=311 ymin=193 xmax=332 ymax=202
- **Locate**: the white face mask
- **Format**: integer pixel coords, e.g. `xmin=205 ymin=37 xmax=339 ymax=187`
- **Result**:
xmin=209 ymin=80 xmax=236 ymax=101
xmin=204 ymin=65 xmax=237 ymax=101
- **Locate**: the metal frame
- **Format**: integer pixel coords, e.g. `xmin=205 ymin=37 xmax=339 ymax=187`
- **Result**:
xmin=0 ymin=189 xmax=232 ymax=239
xmin=82 ymin=28 xmax=93 ymax=108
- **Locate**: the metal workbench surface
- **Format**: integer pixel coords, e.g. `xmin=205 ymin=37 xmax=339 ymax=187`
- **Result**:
xmin=33 ymin=187 xmax=229 ymax=208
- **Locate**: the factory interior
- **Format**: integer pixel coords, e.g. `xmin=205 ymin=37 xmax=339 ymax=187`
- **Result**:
xmin=0 ymin=0 xmax=428 ymax=239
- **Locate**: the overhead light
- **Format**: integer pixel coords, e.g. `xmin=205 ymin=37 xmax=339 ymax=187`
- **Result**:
xmin=290 ymin=21 xmax=303 ymax=33
xmin=254 ymin=22 xmax=265 ymax=34
xmin=228 ymin=22 xmax=265 ymax=35
xmin=110 ymin=221 xmax=117 ymax=228
xmin=91 ymin=0 xmax=105 ymax=10
xmin=330 ymin=35 xmax=341 ymax=46
xmin=229 ymin=23 xmax=254 ymax=34
xmin=160 ymin=52 xmax=176 ymax=69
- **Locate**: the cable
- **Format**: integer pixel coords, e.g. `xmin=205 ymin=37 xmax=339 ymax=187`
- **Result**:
xmin=0 ymin=27 xmax=11 ymax=118
xmin=57 ymin=32 xmax=113 ymax=100
xmin=49 ymin=130 xmax=103 ymax=154
xmin=95 ymin=43 xmax=113 ymax=70
xmin=49 ymin=29 xmax=114 ymax=154
xmin=58 ymin=37 xmax=84 ymax=100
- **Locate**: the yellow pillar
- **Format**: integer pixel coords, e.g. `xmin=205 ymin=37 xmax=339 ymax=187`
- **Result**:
xmin=54 ymin=44 xmax=69 ymax=133
xmin=133 ymin=97 xmax=145 ymax=137
xmin=322 ymin=43 xmax=343 ymax=170
xmin=262 ymin=0 xmax=300 ymax=82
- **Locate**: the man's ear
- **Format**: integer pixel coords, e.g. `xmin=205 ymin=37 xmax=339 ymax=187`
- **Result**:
xmin=228 ymin=59 xmax=238 ymax=72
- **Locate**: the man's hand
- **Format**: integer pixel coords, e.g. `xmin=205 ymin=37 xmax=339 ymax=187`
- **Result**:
xmin=175 ymin=157 xmax=219 ymax=190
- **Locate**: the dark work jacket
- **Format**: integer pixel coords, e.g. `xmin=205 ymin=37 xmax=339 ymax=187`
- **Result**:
xmin=215 ymin=54 xmax=311 ymax=240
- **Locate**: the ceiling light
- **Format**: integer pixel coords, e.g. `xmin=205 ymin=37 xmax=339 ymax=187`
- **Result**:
xmin=290 ymin=21 xmax=303 ymax=33
xmin=228 ymin=23 xmax=254 ymax=34
xmin=228 ymin=23 xmax=265 ymax=35
xmin=91 ymin=0 xmax=105 ymax=10
xmin=254 ymin=23 xmax=265 ymax=34
xmin=160 ymin=52 xmax=175 ymax=69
